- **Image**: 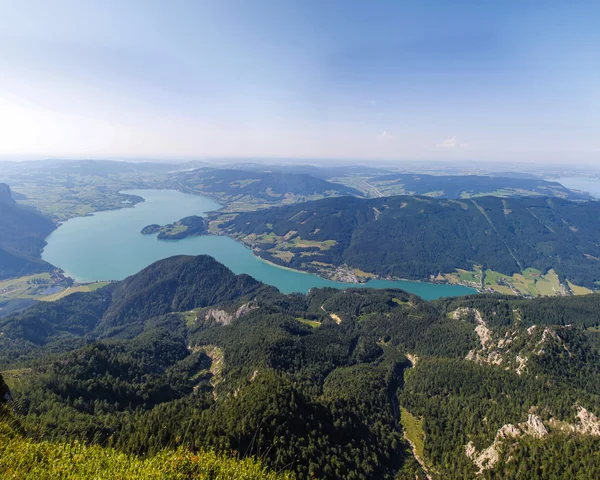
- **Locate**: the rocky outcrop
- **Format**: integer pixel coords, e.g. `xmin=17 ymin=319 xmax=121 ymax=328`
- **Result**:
xmin=549 ymin=406 xmax=600 ymax=436
xmin=235 ymin=302 xmax=258 ymax=318
xmin=457 ymin=308 xmax=504 ymax=366
xmin=576 ymin=407 xmax=600 ymax=435
xmin=205 ymin=308 xmax=234 ymax=325
xmin=535 ymin=327 xmax=571 ymax=357
xmin=205 ymin=301 xmax=258 ymax=325
xmin=466 ymin=414 xmax=548 ymax=474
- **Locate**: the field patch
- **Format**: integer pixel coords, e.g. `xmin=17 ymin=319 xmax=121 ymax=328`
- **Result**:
xmin=400 ymin=407 xmax=426 ymax=462
xmin=296 ymin=318 xmax=321 ymax=328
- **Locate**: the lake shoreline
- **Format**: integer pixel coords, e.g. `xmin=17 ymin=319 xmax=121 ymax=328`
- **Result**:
xmin=42 ymin=189 xmax=477 ymax=299
xmin=217 ymin=229 xmax=483 ymax=292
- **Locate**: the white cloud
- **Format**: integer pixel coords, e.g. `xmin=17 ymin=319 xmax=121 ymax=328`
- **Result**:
xmin=436 ymin=136 xmax=457 ymax=148
xmin=436 ymin=136 xmax=469 ymax=149
xmin=376 ymin=130 xmax=393 ymax=142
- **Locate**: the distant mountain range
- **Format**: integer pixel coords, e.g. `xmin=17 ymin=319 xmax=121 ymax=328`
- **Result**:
xmin=363 ymin=173 xmax=591 ymax=200
xmin=201 ymin=164 xmax=590 ymax=200
xmin=172 ymin=168 xmax=361 ymax=206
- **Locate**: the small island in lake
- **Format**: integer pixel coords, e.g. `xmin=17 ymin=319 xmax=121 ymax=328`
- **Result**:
xmin=141 ymin=215 xmax=208 ymax=240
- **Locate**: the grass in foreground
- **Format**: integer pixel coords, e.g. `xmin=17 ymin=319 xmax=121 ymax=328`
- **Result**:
xmin=0 ymin=422 xmax=292 ymax=480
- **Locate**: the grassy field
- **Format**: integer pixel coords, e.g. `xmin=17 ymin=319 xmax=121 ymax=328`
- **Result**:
xmin=354 ymin=268 xmax=377 ymax=279
xmin=0 ymin=273 xmax=61 ymax=300
xmin=392 ymin=298 xmax=411 ymax=306
xmin=296 ymin=318 xmax=321 ymax=328
xmin=12 ymin=182 xmax=145 ymax=222
xmin=0 ymin=273 xmax=108 ymax=302
xmin=237 ymin=230 xmax=338 ymax=269
xmin=567 ymin=280 xmax=594 ymax=295
xmin=456 ymin=268 xmax=479 ymax=283
xmin=400 ymin=407 xmax=426 ymax=461
xmin=40 ymin=282 xmax=110 ymax=302
xmin=5 ymin=164 xmax=174 ymax=221
xmin=450 ymin=266 xmax=594 ymax=297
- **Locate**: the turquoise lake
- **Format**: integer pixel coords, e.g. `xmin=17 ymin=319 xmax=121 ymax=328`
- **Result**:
xmin=42 ymin=189 xmax=476 ymax=300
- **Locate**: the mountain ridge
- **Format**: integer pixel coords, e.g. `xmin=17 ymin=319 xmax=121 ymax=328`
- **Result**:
xmin=215 ymin=194 xmax=600 ymax=290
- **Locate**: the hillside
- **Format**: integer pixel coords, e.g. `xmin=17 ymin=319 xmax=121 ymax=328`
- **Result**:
xmin=215 ymin=195 xmax=600 ymax=291
xmin=218 ymin=165 xmax=589 ymax=201
xmin=0 ymin=185 xmax=56 ymax=279
xmin=1 ymin=255 xmax=600 ymax=478
xmin=334 ymin=173 xmax=591 ymax=200
xmin=173 ymin=168 xmax=362 ymax=210
xmin=0 ymin=255 xmax=275 ymax=364
xmin=0 ymin=183 xmax=15 ymax=206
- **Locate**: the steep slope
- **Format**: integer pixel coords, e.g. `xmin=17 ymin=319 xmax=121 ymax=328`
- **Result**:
xmin=0 ymin=185 xmax=56 ymax=279
xmin=217 ymin=195 xmax=600 ymax=289
xmin=0 ymin=183 xmax=15 ymax=206
xmin=0 ymin=255 xmax=275 ymax=364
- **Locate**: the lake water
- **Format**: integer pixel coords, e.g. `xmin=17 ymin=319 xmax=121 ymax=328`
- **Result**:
xmin=553 ymin=177 xmax=600 ymax=199
xmin=42 ymin=189 xmax=476 ymax=300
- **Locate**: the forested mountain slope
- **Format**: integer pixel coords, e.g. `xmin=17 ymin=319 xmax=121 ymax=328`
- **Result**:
xmin=355 ymin=173 xmax=591 ymax=200
xmin=0 ymin=184 xmax=56 ymax=279
xmin=173 ymin=168 xmax=361 ymax=209
xmin=1 ymin=255 xmax=600 ymax=478
xmin=0 ymin=255 xmax=274 ymax=364
xmin=220 ymin=165 xmax=588 ymax=200
xmin=216 ymin=195 xmax=600 ymax=289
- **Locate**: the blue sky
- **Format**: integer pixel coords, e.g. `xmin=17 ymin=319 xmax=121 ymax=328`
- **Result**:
xmin=0 ymin=0 xmax=599 ymax=164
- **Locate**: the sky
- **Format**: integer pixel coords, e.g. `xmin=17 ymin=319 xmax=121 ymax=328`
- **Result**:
xmin=0 ymin=0 xmax=599 ymax=164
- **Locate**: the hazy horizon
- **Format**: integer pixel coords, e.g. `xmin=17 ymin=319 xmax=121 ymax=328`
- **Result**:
xmin=1 ymin=1 xmax=599 ymax=164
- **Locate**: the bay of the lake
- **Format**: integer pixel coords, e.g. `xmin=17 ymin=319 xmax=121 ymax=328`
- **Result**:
xmin=552 ymin=177 xmax=600 ymax=199
xmin=42 ymin=189 xmax=476 ymax=300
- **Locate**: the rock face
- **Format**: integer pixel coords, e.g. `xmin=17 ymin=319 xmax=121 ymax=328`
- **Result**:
xmin=205 ymin=302 xmax=258 ymax=325
xmin=205 ymin=308 xmax=234 ymax=325
xmin=466 ymin=414 xmax=548 ymax=474
xmin=0 ymin=184 xmax=15 ymax=206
